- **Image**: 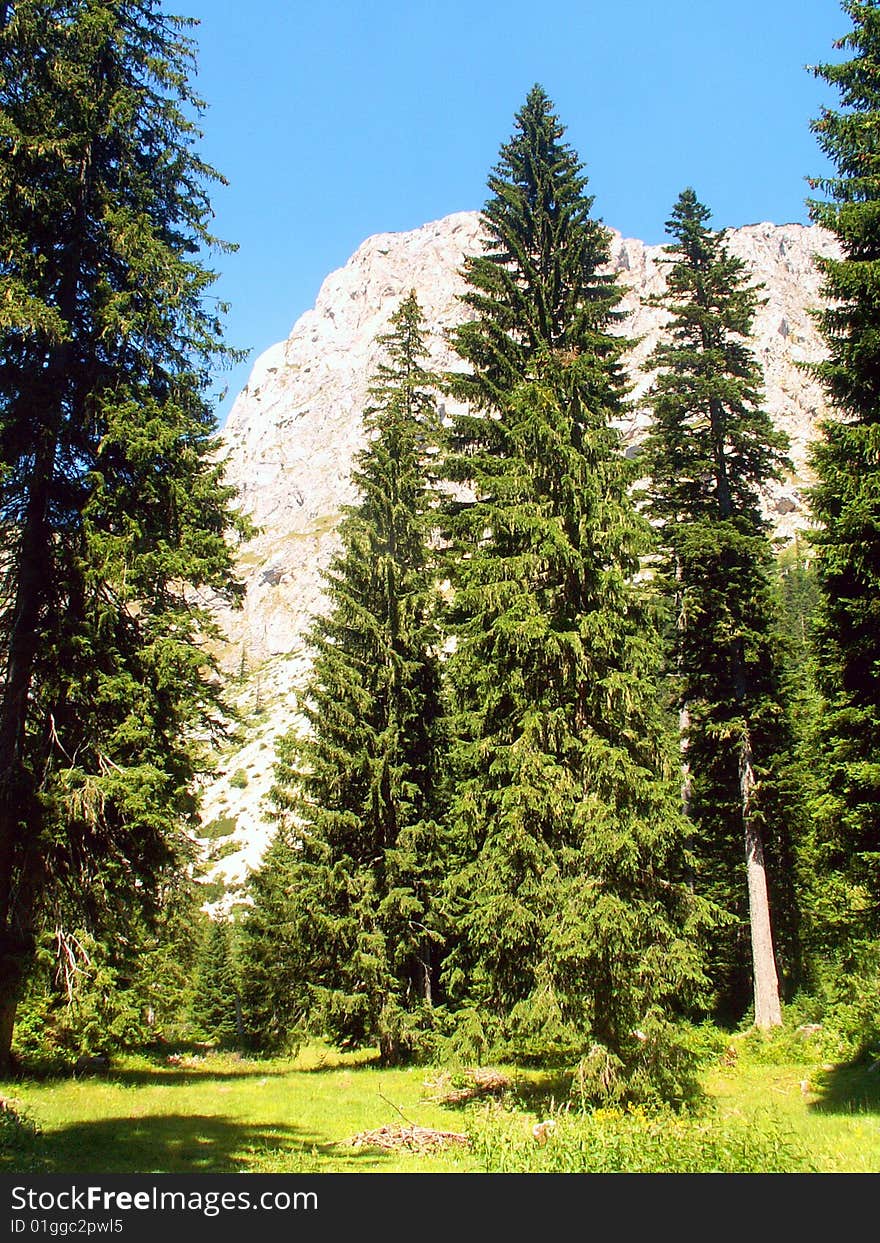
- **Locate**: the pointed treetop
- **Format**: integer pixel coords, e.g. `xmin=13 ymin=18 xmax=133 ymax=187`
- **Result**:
xmin=491 ymin=83 xmax=591 ymax=212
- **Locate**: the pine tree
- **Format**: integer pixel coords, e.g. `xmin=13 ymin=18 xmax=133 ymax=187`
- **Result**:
xmin=191 ymin=919 xmax=241 ymax=1049
xmin=264 ymin=292 xmax=447 ymax=1064
xmin=0 ymin=2 xmax=246 ymax=1069
xmin=237 ymin=826 xmax=311 ymax=1053
xmin=439 ymin=87 xmax=711 ymax=1091
xmin=642 ymin=188 xmax=800 ymax=1028
xmin=806 ymin=0 xmax=880 ymax=947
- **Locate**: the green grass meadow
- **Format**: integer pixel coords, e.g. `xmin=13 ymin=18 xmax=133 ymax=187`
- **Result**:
xmin=3 ymin=1037 xmax=879 ymax=1175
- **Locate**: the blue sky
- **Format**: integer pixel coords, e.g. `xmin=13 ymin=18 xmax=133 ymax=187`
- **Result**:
xmin=182 ymin=0 xmax=847 ymax=424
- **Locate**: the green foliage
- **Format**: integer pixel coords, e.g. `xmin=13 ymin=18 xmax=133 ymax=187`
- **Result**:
xmin=198 ymin=878 xmax=228 ymax=906
xmin=13 ymin=883 xmax=205 ymax=1070
xmin=237 ymin=827 xmax=309 ymax=1054
xmin=775 ymin=540 xmax=821 ymax=676
xmin=787 ymin=946 xmax=880 ymax=1066
xmin=0 ymin=1100 xmax=45 ymax=1173
xmin=211 ymin=838 xmax=240 ymax=863
xmin=468 ymin=1103 xmax=812 ymax=1173
xmin=438 ymin=88 xmax=712 ymax=1077
xmin=14 ymin=935 xmax=145 ymax=1064
xmin=252 ymin=293 xmax=447 ymax=1063
xmin=642 ymin=187 xmax=804 ymax=1021
xmin=229 ymin=769 xmax=249 ymax=790
xmin=736 ymin=1022 xmax=826 ymax=1066
xmin=190 ymin=919 xmax=241 ymax=1049
xmin=0 ymin=1 xmax=248 ymax=1061
xmin=820 ymin=981 xmax=880 ymax=1066
xmin=201 ymin=814 xmax=238 ymax=841
xmin=805 ymin=0 xmax=880 ymax=946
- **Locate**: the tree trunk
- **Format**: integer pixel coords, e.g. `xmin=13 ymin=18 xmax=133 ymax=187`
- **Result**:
xmin=0 ymin=997 xmax=17 ymax=1074
xmin=0 ymin=187 xmax=84 ymax=1069
xmin=675 ymin=564 xmax=694 ymax=885
xmin=0 ymin=441 xmax=54 ymax=1072
xmin=739 ymin=729 xmax=783 ymax=1029
xmin=679 ymin=704 xmax=692 ymax=818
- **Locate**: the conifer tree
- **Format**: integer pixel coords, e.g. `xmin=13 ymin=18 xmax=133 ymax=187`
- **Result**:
xmin=0 ymin=2 xmax=246 ymax=1069
xmin=806 ymin=0 xmax=880 ymax=947
xmin=191 ymin=919 xmax=241 ymax=1049
xmin=264 ymin=292 xmax=446 ymax=1064
xmin=237 ymin=826 xmax=310 ymax=1053
xmin=642 ymin=188 xmax=799 ymax=1028
xmin=439 ymin=87 xmax=711 ymax=1089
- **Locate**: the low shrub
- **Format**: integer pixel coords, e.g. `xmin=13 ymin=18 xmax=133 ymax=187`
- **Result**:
xmin=737 ymin=1021 xmax=826 ymax=1066
xmin=0 ymin=1100 xmax=46 ymax=1173
xmin=202 ymin=814 xmax=238 ymax=840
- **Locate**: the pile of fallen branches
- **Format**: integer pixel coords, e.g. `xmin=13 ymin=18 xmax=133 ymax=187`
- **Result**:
xmin=423 ymin=1067 xmax=511 ymax=1105
xmin=345 ymin=1124 xmax=471 ymax=1153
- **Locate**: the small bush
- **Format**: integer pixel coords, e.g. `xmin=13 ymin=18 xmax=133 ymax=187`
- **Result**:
xmin=229 ymin=769 xmax=249 ymax=789
xmin=0 ymin=1101 xmax=46 ymax=1173
xmin=213 ymin=838 xmax=242 ymax=862
xmin=201 ymin=815 xmax=238 ymax=841
xmin=783 ymin=951 xmax=880 ymax=1066
xmin=738 ymin=1022 xmax=826 ymax=1066
xmin=199 ymin=878 xmax=228 ymax=905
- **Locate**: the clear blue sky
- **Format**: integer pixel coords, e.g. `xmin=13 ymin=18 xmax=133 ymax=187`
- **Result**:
xmin=181 ymin=0 xmax=847 ymax=424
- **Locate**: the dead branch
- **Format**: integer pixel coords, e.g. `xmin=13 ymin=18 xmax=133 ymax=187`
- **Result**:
xmin=344 ymin=1124 xmax=470 ymax=1153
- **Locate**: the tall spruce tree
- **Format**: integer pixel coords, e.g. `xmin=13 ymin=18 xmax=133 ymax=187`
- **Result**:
xmin=642 ymin=188 xmax=799 ymax=1029
xmin=237 ymin=825 xmax=311 ymax=1053
xmin=0 ymin=2 xmax=245 ymax=1069
xmin=806 ymin=0 xmax=880 ymax=947
xmin=191 ymin=919 xmax=241 ymax=1049
xmin=264 ymin=292 xmax=447 ymax=1064
xmin=439 ymin=87 xmax=711 ymax=1092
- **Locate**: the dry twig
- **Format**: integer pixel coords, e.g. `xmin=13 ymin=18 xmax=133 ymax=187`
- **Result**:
xmin=344 ymin=1124 xmax=470 ymax=1153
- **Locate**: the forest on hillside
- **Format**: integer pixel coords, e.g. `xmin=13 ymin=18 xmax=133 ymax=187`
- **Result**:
xmin=1 ymin=0 xmax=880 ymax=1138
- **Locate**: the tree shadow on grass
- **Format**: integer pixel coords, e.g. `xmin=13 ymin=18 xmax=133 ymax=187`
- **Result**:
xmin=808 ymin=1060 xmax=880 ymax=1116
xmin=22 ymin=1113 xmax=388 ymax=1175
xmin=423 ymin=1067 xmax=573 ymax=1119
xmin=105 ymin=1065 xmax=290 ymax=1088
xmin=507 ymin=1070 xmax=573 ymax=1114
xmin=296 ymin=1052 xmax=384 ymax=1074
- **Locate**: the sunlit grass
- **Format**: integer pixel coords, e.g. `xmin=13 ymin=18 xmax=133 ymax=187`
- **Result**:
xmin=703 ymin=1051 xmax=880 ymax=1174
xmin=3 ymin=1036 xmax=879 ymax=1174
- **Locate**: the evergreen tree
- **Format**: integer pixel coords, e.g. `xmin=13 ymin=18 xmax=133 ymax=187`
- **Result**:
xmin=0 ymin=2 xmax=246 ymax=1069
xmin=642 ymin=188 xmax=800 ymax=1028
xmin=13 ymin=883 xmax=204 ymax=1064
xmin=264 ymin=292 xmax=447 ymax=1064
xmin=237 ymin=826 xmax=310 ymax=1053
xmin=775 ymin=539 xmax=821 ymax=685
xmin=439 ymin=87 xmax=711 ymax=1090
xmin=806 ymin=0 xmax=880 ymax=948
xmin=191 ymin=919 xmax=241 ymax=1049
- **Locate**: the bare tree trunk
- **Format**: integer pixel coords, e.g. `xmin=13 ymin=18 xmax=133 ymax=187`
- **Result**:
xmin=739 ymin=729 xmax=782 ymax=1029
xmin=679 ymin=703 xmax=692 ymax=819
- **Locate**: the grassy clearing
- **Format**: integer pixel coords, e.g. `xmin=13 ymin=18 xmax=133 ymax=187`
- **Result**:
xmin=702 ymin=1055 xmax=880 ymax=1174
xmin=2 ymin=1038 xmax=879 ymax=1174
